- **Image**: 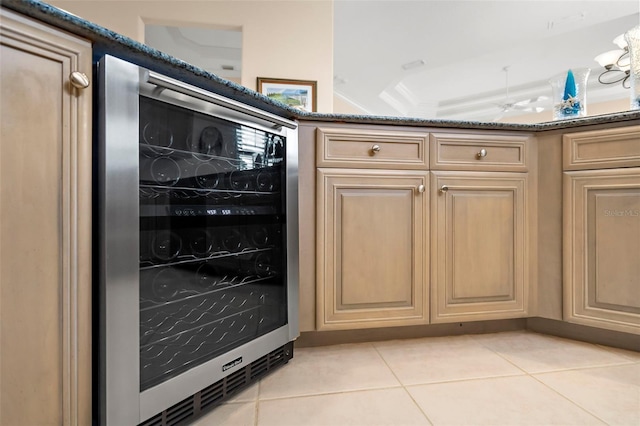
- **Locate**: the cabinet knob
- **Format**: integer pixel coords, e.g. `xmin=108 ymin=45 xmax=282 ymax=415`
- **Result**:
xmin=70 ymin=71 xmax=90 ymax=89
xmin=417 ymin=184 xmax=425 ymax=193
xmin=371 ymin=144 xmax=381 ymax=154
xmin=439 ymin=185 xmax=449 ymax=193
xmin=477 ymin=148 xmax=487 ymax=159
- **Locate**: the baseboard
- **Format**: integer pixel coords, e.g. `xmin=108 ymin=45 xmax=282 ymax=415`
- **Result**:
xmin=295 ymin=317 xmax=640 ymax=353
xmin=295 ymin=318 xmax=527 ymax=348
xmin=526 ymin=317 xmax=640 ymax=352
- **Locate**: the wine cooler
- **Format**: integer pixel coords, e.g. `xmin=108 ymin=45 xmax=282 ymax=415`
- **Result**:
xmin=98 ymin=55 xmax=299 ymax=425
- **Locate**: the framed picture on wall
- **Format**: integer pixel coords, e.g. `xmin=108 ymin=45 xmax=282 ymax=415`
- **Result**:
xmin=257 ymin=77 xmax=317 ymax=112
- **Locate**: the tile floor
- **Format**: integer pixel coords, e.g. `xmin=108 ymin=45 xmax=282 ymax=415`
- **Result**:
xmin=193 ymin=331 xmax=640 ymax=426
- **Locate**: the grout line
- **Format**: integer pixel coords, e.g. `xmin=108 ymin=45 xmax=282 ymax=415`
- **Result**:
xmin=257 ymin=384 xmax=404 ymax=402
xmin=595 ymin=343 xmax=640 ymax=361
xmin=527 ymin=360 xmax=635 ymax=374
xmin=463 ymin=333 xmax=534 ymax=376
xmin=480 ymin=336 xmax=634 ymax=374
xmin=469 ymin=331 xmax=634 ymax=375
xmin=531 ymin=361 xmax=638 ymax=376
xmin=402 ymin=372 xmax=527 ymax=388
xmin=252 ymin=331 xmax=635 ymax=425
xmin=471 ymin=331 xmax=629 ymax=425
xmin=371 ymin=343 xmax=434 ymax=425
xmin=528 ymin=373 xmax=610 ymax=425
xmin=254 ymin=379 xmax=261 ymax=426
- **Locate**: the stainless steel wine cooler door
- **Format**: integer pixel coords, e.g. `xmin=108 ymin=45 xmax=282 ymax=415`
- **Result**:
xmin=99 ymin=55 xmax=299 ymax=425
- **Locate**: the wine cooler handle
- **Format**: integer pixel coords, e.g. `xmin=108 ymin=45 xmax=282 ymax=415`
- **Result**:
xmin=146 ymin=71 xmax=297 ymax=130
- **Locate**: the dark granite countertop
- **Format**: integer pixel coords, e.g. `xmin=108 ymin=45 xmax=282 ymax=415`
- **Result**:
xmin=4 ymin=0 xmax=640 ymax=132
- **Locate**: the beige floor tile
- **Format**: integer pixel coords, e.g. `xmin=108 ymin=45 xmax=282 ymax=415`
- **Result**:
xmin=257 ymin=388 xmax=430 ymax=426
xmin=374 ymin=334 xmax=524 ymax=385
xmin=596 ymin=344 xmax=640 ymax=362
xmin=473 ymin=331 xmax=632 ymax=373
xmin=408 ymin=375 xmax=605 ymax=425
xmin=535 ymin=363 xmax=640 ymax=426
xmin=259 ymin=343 xmax=400 ymax=399
xmin=192 ymin=402 xmax=256 ymax=426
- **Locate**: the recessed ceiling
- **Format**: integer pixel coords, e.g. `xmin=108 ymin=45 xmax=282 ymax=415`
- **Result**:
xmin=145 ymin=25 xmax=242 ymax=80
xmin=333 ymin=0 xmax=639 ymax=121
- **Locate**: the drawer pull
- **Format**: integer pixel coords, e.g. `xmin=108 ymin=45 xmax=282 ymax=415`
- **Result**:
xmin=417 ymin=184 xmax=425 ymax=193
xmin=371 ymin=144 xmax=381 ymax=154
xmin=439 ymin=185 xmax=449 ymax=193
xmin=70 ymin=71 xmax=90 ymax=89
xmin=477 ymin=148 xmax=488 ymax=159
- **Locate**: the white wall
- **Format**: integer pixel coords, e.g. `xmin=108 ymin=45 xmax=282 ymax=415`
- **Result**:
xmin=51 ymin=0 xmax=334 ymax=112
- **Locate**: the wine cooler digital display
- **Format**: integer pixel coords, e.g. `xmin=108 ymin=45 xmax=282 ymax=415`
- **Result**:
xmin=138 ymin=96 xmax=288 ymax=391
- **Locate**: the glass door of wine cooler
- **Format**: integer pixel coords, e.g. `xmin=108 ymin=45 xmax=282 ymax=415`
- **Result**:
xmin=138 ymin=96 xmax=289 ymax=390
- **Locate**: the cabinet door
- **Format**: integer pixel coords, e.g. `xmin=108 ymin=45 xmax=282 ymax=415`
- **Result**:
xmin=564 ymin=168 xmax=640 ymax=334
xmin=1 ymin=9 xmax=92 ymax=425
xmin=431 ymin=172 xmax=529 ymax=323
xmin=317 ymin=169 xmax=428 ymax=330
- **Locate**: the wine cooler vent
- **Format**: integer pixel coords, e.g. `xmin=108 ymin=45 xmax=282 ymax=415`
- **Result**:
xmin=139 ymin=342 xmax=293 ymax=426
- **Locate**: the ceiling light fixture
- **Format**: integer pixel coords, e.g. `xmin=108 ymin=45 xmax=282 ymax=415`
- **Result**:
xmin=333 ymin=74 xmax=348 ymax=84
xmin=547 ymin=12 xmax=586 ymax=30
xmin=594 ymin=33 xmax=631 ymax=88
xmin=401 ymin=59 xmax=425 ymax=71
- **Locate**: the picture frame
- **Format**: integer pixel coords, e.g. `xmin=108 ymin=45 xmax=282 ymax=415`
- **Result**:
xmin=257 ymin=77 xmax=317 ymax=112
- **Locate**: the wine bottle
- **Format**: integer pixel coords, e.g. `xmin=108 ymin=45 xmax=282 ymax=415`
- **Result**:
xmin=151 ymin=230 xmax=182 ymax=262
xmin=189 ymin=229 xmax=214 ymax=257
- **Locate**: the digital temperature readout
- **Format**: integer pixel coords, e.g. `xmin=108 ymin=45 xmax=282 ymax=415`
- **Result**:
xmin=139 ymin=203 xmax=279 ymax=217
xmin=206 ymin=209 xmax=232 ymax=215
xmin=170 ymin=206 xmax=265 ymax=216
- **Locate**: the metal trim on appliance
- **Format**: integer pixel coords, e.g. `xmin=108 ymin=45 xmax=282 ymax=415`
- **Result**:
xmin=146 ymin=71 xmax=297 ymax=130
xmin=286 ymin=129 xmax=300 ymax=341
xmin=99 ymin=55 xmax=141 ymax=425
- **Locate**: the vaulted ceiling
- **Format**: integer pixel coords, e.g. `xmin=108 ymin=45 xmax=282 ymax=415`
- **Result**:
xmin=333 ymin=0 xmax=639 ymax=121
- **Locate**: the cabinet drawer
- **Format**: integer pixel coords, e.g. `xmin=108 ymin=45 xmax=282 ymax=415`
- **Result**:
xmin=430 ymin=133 xmax=531 ymax=171
xmin=563 ymin=126 xmax=640 ymax=170
xmin=317 ymin=127 xmax=429 ymax=169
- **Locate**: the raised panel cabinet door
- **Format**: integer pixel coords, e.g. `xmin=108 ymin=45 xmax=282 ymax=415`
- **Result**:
xmin=564 ymin=168 xmax=640 ymax=334
xmin=316 ymin=169 xmax=428 ymax=330
xmin=0 ymin=9 xmax=92 ymax=426
xmin=431 ymin=171 xmax=529 ymax=323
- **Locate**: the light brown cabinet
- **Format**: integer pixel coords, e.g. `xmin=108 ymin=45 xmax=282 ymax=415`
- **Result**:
xmin=316 ymin=169 xmax=429 ymax=330
xmin=430 ymin=132 xmax=530 ymax=172
xmin=1 ymin=8 xmax=92 ymax=425
xmin=313 ymin=127 xmax=535 ymax=330
xmin=317 ymin=127 xmax=429 ymax=169
xmin=303 ymin=117 xmax=639 ymax=342
xmin=315 ymin=127 xmax=430 ymax=330
xmin=429 ymin=132 xmax=533 ymax=323
xmin=563 ymin=128 xmax=640 ymax=335
xmin=430 ymin=172 xmax=530 ymax=322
